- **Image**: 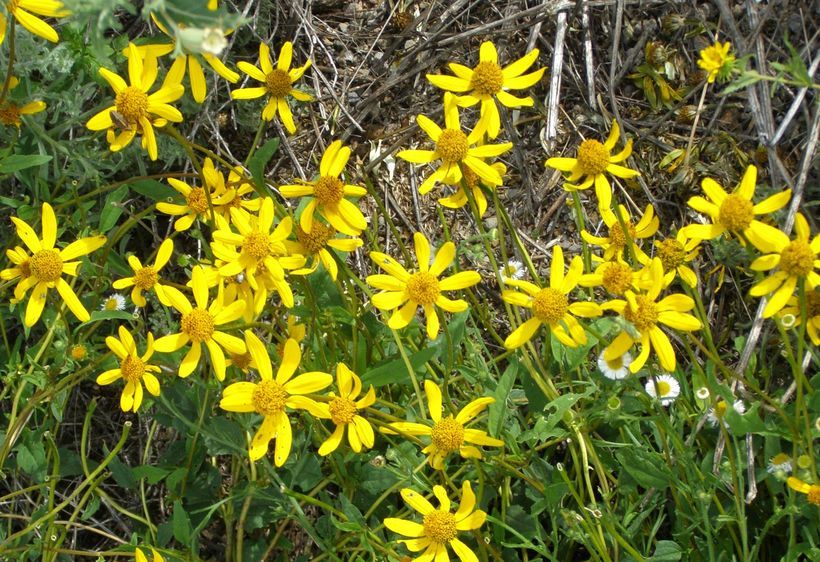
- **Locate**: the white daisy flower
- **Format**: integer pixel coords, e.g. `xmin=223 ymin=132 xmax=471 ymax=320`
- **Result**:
xmin=645 ymin=374 xmax=680 ymax=406
xmin=598 ymin=350 xmax=632 ymax=380
xmin=695 ymin=387 xmax=710 ymax=400
xmin=499 ymin=259 xmax=525 ymax=282
xmin=101 ymin=293 xmax=126 ymax=312
xmin=767 ymin=453 xmax=793 ymax=475
xmin=707 ymin=399 xmax=746 ymax=428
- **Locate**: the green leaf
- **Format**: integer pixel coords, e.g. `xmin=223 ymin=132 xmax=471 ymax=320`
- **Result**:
xmin=130 ymin=179 xmax=177 ymax=202
xmin=202 ymin=416 xmax=246 ymax=456
xmin=109 ymin=456 xmax=137 ymax=489
xmin=519 ymin=391 xmax=589 ymax=443
xmin=132 ymin=465 xmax=171 ymax=484
xmin=172 ymin=500 xmax=193 ymax=544
xmin=88 ymin=310 xmax=134 ymax=323
xmin=247 ymin=138 xmax=280 ymax=194
xmin=16 ymin=440 xmax=46 ymax=479
xmin=648 ymin=540 xmax=683 ymax=561
xmin=361 ymin=346 xmax=439 ymax=387
xmin=488 ymin=360 xmax=518 ymax=437
xmin=615 ymin=447 xmax=672 ymax=490
xmin=99 ymin=184 xmax=129 ymax=232
xmin=0 ymin=154 xmax=52 ymax=173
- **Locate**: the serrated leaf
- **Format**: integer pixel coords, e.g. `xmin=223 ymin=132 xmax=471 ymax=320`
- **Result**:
xmin=99 ymin=185 xmax=129 ymax=232
xmin=247 ymin=138 xmax=280 ymax=194
xmin=0 ymin=154 xmax=52 ymax=173
xmin=615 ymin=448 xmax=672 ymax=490
xmin=648 ymin=540 xmax=683 ymax=561
xmin=130 ymin=179 xmax=177 ymax=202
xmin=361 ymin=346 xmax=439 ymax=387
xmin=132 ymin=465 xmax=171 ymax=484
xmin=202 ymin=416 xmax=246 ymax=456
xmin=488 ymin=360 xmax=517 ymax=437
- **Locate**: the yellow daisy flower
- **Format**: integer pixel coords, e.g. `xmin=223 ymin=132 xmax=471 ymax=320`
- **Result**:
xmin=749 ymin=213 xmax=820 ymax=318
xmin=778 ymin=288 xmax=820 ymax=346
xmin=96 ymin=325 xmax=161 ymax=412
xmin=135 ymin=547 xmax=164 ymax=562
xmin=680 ymin=165 xmax=792 ymax=253
xmin=4 ymin=202 xmax=106 ymax=327
xmin=397 ymin=92 xmax=512 ymax=195
xmin=280 ymin=140 xmax=368 ymax=236
xmin=210 ymin=198 xmax=306 ymax=308
xmin=112 ymin=238 xmax=177 ymax=307
xmin=86 ymin=43 xmax=184 ymax=161
xmin=199 ymin=263 xmax=261 ymax=323
xmin=231 ymin=41 xmax=313 ymax=133
xmin=156 ymin=158 xmax=224 ymax=231
xmin=426 ymin=40 xmax=545 ymax=139
xmin=787 ymin=476 xmax=820 ymax=505
xmin=698 ymin=41 xmax=735 ymax=84
xmin=314 ymin=363 xmax=376 ymax=456
xmin=545 ymin=120 xmax=640 ymax=211
xmin=579 ymin=257 xmax=651 ymax=298
xmin=582 ymin=203 xmax=659 ymax=261
xmin=219 ymin=332 xmax=331 ymax=464
xmin=438 ymin=150 xmax=506 ymax=217
xmin=289 ymin=223 xmax=362 ymax=281
xmin=0 ymin=0 xmax=69 ymax=45
xmin=1 ymin=245 xmax=33 ymax=303
xmin=603 ymin=258 xmax=702 ymax=373
xmin=212 ymin=166 xmax=263 ymax=221
xmin=384 ymin=480 xmax=487 ymax=562
xmin=637 ymin=230 xmax=701 ymax=288
xmin=503 ymin=245 xmax=602 ymax=349
xmin=153 ymin=265 xmax=247 ymax=381
xmin=384 ymin=380 xmax=502 ymax=470
xmin=366 ymin=232 xmax=482 ymax=339
xmin=0 ymin=78 xmax=46 ymax=127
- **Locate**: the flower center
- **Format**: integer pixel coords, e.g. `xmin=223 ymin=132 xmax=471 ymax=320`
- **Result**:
xmin=657 ymin=239 xmax=686 ymax=270
xmin=242 ymin=231 xmax=272 ymax=260
xmin=114 ymin=86 xmax=149 ymax=124
xmin=601 ymin=262 xmax=633 ymax=296
xmin=134 ymin=266 xmax=158 ymax=290
xmin=718 ymin=194 xmax=754 ymax=232
xmin=407 ymin=272 xmax=440 ymax=305
xmin=470 ymin=61 xmax=504 ymax=96
xmin=713 ymin=400 xmax=728 ymax=418
xmin=624 ymin=294 xmax=658 ymax=332
xmin=422 ymin=510 xmax=458 ymax=544
xmin=180 ymin=308 xmax=215 ymax=342
xmin=103 ymin=297 xmax=120 ymax=310
xmin=186 ymin=188 xmax=210 ymax=214
xmin=430 ymin=416 xmax=465 ymax=453
xmin=0 ymin=103 xmax=21 ymax=126
xmin=313 ymin=176 xmax=344 ymax=206
xmin=808 ymin=289 xmax=820 ymax=318
xmin=531 ymin=287 xmax=568 ymax=325
xmin=252 ymin=379 xmax=289 ymax=416
xmin=606 ymin=355 xmax=624 ymax=370
xmin=296 ymin=224 xmax=334 ymax=254
xmin=329 ymin=396 xmax=358 ymax=425
xmin=231 ymin=352 xmax=252 ymax=370
xmin=120 ymin=354 xmax=146 ymax=383
xmin=808 ymin=486 xmax=820 ymax=506
xmin=576 ymin=139 xmax=611 ymax=176
xmin=656 ymin=380 xmax=671 ymax=396
xmin=436 ymin=129 xmax=468 ymax=164
xmin=19 ymin=259 xmax=31 ymax=278
xmin=70 ymin=344 xmax=88 ymax=361
xmin=608 ymin=222 xmax=636 ymax=251
xmin=30 ymin=249 xmax=63 ymax=282
xmin=779 ymin=239 xmax=813 ymax=277
xmin=265 ymin=69 xmax=292 ymax=97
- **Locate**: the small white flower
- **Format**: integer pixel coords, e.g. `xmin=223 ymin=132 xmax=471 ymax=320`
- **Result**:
xmin=780 ymin=313 xmax=796 ymax=328
xmin=201 ymin=27 xmax=228 ymax=56
xmin=101 ymin=293 xmax=126 ymax=311
xmin=695 ymin=387 xmax=710 ymax=400
xmin=707 ymin=399 xmax=746 ymax=428
xmin=767 ymin=453 xmax=793 ymax=474
xmin=645 ymin=374 xmax=680 ymax=406
xmin=499 ymin=259 xmax=525 ymax=282
xmin=598 ymin=350 xmax=632 ymax=380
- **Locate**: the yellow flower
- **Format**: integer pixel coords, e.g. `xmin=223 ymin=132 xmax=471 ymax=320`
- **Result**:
xmin=314 ymin=363 xmax=376 ymax=455
xmin=212 ymin=166 xmax=262 ymax=220
xmin=681 ymin=165 xmax=792 ymax=253
xmin=156 ymin=158 xmax=223 ymax=231
xmin=427 ymin=40 xmax=545 ymax=139
xmin=603 ymin=258 xmax=702 ymax=373
xmin=579 ymin=257 xmax=650 ymax=298
xmin=749 ymin=213 xmax=820 ymax=318
xmin=397 ymin=92 xmax=512 ymax=195
xmin=210 ymin=197 xmax=305 ymax=308
xmin=0 ymin=78 xmax=46 ymax=127
xmin=502 ymin=245 xmax=602 ymax=349
xmin=112 ymin=238 xmax=177 ymax=307
xmin=135 ymin=547 xmax=164 ymax=562
xmin=384 ymin=480 xmax=487 ymax=562
xmin=1 ymin=245 xmax=33 ymax=303
xmin=86 ymin=43 xmax=184 ymax=161
xmin=637 ymin=230 xmax=701 ymax=288
xmin=231 ymin=41 xmax=312 ymax=133
xmin=69 ymin=344 xmax=88 ymax=361
xmin=778 ymin=288 xmax=820 ymax=346
xmin=366 ymin=232 xmax=481 ymax=339
xmin=289 ymin=223 xmax=362 ymax=281
xmin=698 ymin=41 xmax=735 ymax=83
xmin=219 ymin=332 xmax=331 ymax=464
xmin=3 ymin=202 xmax=106 ymax=326
xmin=384 ymin=380 xmax=502 ymax=469
xmin=787 ymin=476 xmax=820 ymax=505
xmin=0 ymin=0 xmax=69 ymax=45
xmin=438 ymin=148 xmax=506 ymax=217
xmin=280 ymin=140 xmax=368 ymax=236
xmin=153 ymin=265 xmax=247 ymax=381
xmin=582 ymin=204 xmax=659 ymax=261
xmin=96 ymin=325 xmax=161 ymax=412
xmin=545 ymin=120 xmax=640 ymax=211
